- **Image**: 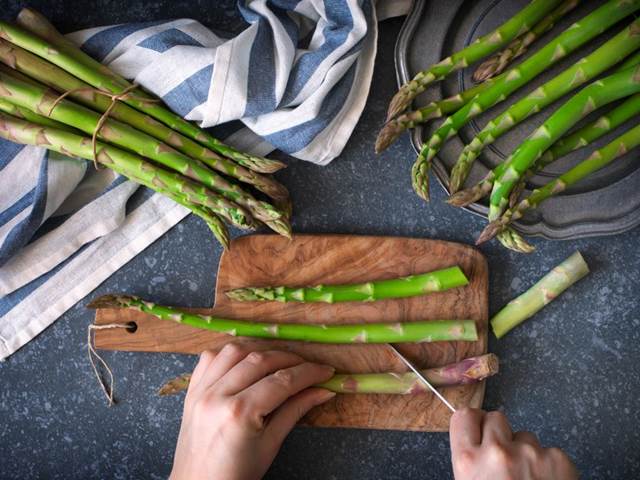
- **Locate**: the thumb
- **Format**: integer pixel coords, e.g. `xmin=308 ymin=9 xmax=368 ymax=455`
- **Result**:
xmin=266 ymin=388 xmax=336 ymax=446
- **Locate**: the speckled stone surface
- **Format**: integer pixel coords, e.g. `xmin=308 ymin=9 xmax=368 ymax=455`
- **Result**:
xmin=1 ymin=2 xmax=639 ymax=479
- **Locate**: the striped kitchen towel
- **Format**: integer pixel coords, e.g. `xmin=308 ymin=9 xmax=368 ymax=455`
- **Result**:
xmin=0 ymin=0 xmax=411 ymax=360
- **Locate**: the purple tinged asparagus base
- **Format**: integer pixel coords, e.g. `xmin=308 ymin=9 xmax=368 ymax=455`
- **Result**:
xmin=158 ymin=353 xmax=499 ymax=396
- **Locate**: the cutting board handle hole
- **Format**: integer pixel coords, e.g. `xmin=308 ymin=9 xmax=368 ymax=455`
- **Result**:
xmin=125 ymin=321 xmax=138 ymax=334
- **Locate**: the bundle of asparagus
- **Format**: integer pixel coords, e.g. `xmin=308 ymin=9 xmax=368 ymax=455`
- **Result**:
xmin=0 ymin=9 xmax=291 ymax=249
xmin=158 ymin=353 xmax=499 ymax=396
xmin=378 ymin=0 xmax=640 ymax=252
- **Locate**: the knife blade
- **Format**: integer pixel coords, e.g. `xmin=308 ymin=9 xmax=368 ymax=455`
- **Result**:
xmin=387 ymin=344 xmax=456 ymax=413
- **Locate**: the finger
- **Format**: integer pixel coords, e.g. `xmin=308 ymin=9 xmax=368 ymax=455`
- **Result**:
xmin=450 ymin=407 xmax=485 ymax=453
xmin=482 ymin=411 xmax=513 ymax=445
xmin=238 ymin=362 xmax=335 ymax=416
xmin=265 ymin=388 xmax=336 ymax=447
xmin=188 ymin=350 xmax=216 ymax=392
xmin=215 ymin=350 xmax=306 ymax=395
xmin=192 ymin=343 xmax=252 ymax=394
xmin=513 ymin=431 xmax=541 ymax=447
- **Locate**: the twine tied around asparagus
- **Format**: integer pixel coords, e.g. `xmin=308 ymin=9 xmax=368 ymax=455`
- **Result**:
xmin=87 ymin=322 xmax=132 ymax=406
xmin=48 ymin=84 xmax=159 ymax=169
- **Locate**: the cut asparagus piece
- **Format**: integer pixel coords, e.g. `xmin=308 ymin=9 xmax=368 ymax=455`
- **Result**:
xmin=0 ymin=39 xmax=289 ymax=205
xmin=87 ymin=294 xmax=478 ymax=344
xmin=9 ymin=8 xmax=287 ymax=174
xmin=225 ymin=266 xmax=469 ymax=303
xmin=491 ymin=251 xmax=589 ymax=338
xmin=472 ymin=0 xmax=580 ymax=82
xmin=412 ymin=0 xmax=640 ymax=201
xmin=488 ymin=65 xmax=640 ymax=223
xmin=481 ymin=122 xmax=640 ymax=243
xmin=0 ymin=111 xmax=255 ymax=231
xmin=158 ymin=353 xmax=499 ymax=396
xmin=385 ymin=0 xmax=564 ymax=120
xmin=451 ymin=19 xmax=640 ymax=193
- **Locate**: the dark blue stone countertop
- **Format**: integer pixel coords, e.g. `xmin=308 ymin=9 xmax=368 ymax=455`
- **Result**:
xmin=1 ymin=2 xmax=639 ymax=479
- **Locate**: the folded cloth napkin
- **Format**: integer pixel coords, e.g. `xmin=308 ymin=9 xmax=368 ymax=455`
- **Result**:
xmin=0 ymin=0 xmax=410 ymax=360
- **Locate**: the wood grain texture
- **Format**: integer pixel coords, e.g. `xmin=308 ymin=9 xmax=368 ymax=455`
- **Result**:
xmin=94 ymin=234 xmax=488 ymax=431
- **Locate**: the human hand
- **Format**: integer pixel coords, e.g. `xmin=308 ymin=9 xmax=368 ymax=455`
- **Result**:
xmin=449 ymin=408 xmax=578 ymax=480
xmin=169 ymin=345 xmax=336 ymax=480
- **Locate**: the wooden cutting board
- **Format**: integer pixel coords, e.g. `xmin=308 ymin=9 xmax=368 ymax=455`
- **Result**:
xmin=94 ymin=234 xmax=488 ymax=431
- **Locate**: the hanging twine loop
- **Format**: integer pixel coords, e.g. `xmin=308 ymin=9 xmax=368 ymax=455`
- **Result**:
xmin=48 ymin=84 xmax=159 ymax=169
xmin=87 ymin=323 xmax=132 ymax=406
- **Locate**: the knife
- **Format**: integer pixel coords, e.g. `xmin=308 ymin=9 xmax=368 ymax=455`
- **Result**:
xmin=387 ymin=344 xmax=456 ymax=413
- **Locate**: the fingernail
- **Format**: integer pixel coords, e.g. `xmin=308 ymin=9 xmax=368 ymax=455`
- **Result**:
xmin=322 ymin=365 xmax=336 ymax=375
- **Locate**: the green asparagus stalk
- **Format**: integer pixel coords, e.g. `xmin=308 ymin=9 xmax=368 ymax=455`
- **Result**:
xmin=10 ymin=8 xmax=286 ymax=174
xmin=412 ymin=0 xmax=640 ymax=201
xmin=88 ymin=294 xmax=478 ymax=344
xmin=0 ymin=39 xmax=289 ymax=205
xmin=0 ymin=95 xmax=76 ymax=132
xmin=225 ymin=266 xmax=469 ymax=303
xmin=158 ymin=353 xmax=499 ymax=396
xmin=480 ymin=122 xmax=640 ymax=244
xmin=538 ymin=94 xmax=640 ymax=166
xmin=451 ymin=19 xmax=640 ymax=193
xmin=0 ymin=70 xmax=294 ymax=233
xmin=505 ymin=89 xmax=640 ymax=207
xmin=472 ymin=0 xmax=580 ymax=83
xmin=488 ymin=65 xmax=640 ymax=223
xmin=375 ymin=74 xmax=505 ymax=153
xmin=385 ymin=0 xmax=564 ymax=120
xmin=447 ymin=92 xmax=640 ymax=209
xmin=0 ymin=111 xmax=254 ymax=231
xmin=491 ymin=251 xmax=589 ymax=338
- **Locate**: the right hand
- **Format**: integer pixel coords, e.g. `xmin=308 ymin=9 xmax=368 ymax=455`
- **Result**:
xmin=449 ymin=407 xmax=578 ymax=480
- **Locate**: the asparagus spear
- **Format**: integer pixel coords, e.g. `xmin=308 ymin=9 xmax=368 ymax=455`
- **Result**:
xmin=375 ymin=74 xmax=504 ymax=153
xmin=0 ymin=39 xmax=289 ymax=204
xmin=481 ymin=122 xmax=640 ymax=244
xmin=158 ymin=353 xmax=499 ymax=396
xmin=0 ymin=111 xmax=254 ymax=230
xmin=225 ymin=266 xmax=469 ymax=303
xmin=447 ymin=91 xmax=640 ymax=209
xmin=412 ymin=0 xmax=640 ymax=200
xmin=488 ymin=65 xmax=640 ymax=223
xmin=492 ymin=251 xmax=589 ymax=338
xmin=88 ymin=294 xmax=478 ymax=344
xmin=472 ymin=0 xmax=580 ymax=82
xmin=9 ymin=8 xmax=287 ymax=174
xmin=0 ymin=70 xmax=296 ymax=235
xmin=451 ymin=19 xmax=640 ymax=193
xmin=385 ymin=0 xmax=564 ymax=120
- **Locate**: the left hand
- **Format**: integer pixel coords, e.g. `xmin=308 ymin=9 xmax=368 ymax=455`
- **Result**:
xmin=170 ymin=344 xmax=336 ymax=480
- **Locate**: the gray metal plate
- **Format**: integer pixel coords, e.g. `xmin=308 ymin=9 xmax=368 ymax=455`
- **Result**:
xmin=395 ymin=0 xmax=640 ymax=240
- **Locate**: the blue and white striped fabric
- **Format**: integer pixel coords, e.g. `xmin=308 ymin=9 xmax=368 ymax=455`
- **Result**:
xmin=0 ymin=0 xmax=410 ymax=360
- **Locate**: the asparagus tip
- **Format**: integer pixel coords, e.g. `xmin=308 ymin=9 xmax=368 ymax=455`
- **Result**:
xmin=158 ymin=373 xmax=192 ymax=396
xmin=375 ymin=121 xmax=401 ymax=153
xmin=476 ymin=220 xmax=504 ymax=245
xmin=87 ymin=294 xmax=136 ymax=309
xmin=446 ymin=190 xmax=474 ymax=208
xmin=225 ymin=288 xmax=260 ymax=302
